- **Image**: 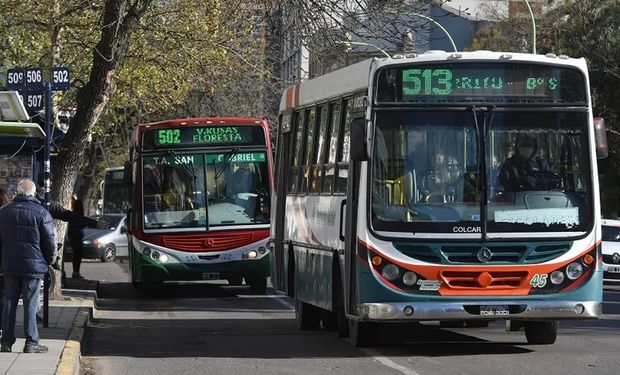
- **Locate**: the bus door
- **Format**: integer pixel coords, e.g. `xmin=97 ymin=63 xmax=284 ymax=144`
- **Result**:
xmin=272 ymin=111 xmax=294 ymax=295
xmin=343 ymin=109 xmax=366 ymax=316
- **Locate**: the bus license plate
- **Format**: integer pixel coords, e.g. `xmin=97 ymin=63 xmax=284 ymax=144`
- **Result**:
xmin=202 ymin=272 xmax=220 ymax=280
xmin=607 ymin=265 xmax=620 ymax=273
xmin=480 ymin=305 xmax=509 ymax=316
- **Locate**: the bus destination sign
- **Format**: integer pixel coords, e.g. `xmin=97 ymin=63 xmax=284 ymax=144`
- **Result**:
xmin=143 ymin=125 xmax=266 ymax=149
xmin=376 ymin=63 xmax=587 ymax=104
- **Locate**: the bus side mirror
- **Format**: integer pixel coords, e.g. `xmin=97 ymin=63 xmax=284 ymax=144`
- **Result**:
xmin=594 ymin=117 xmax=608 ymax=159
xmin=350 ymin=117 xmax=368 ymax=161
xmin=123 ymin=160 xmax=132 ymax=186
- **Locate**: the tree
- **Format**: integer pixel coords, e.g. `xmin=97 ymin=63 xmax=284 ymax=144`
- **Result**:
xmin=1 ymin=0 xmax=267 ymax=297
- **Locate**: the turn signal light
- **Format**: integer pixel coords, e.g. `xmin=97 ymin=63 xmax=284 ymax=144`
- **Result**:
xmin=372 ymin=256 xmax=382 ymax=266
xmin=583 ymin=254 xmax=594 ymax=266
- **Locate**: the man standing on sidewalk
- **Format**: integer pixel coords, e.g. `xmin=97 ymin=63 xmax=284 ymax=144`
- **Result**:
xmin=0 ymin=179 xmax=56 ymax=353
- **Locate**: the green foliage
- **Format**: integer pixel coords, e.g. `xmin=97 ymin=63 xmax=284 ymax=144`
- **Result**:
xmin=1 ymin=0 xmax=272 ymax=203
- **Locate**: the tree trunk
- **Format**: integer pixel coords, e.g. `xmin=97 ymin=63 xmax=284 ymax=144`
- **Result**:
xmin=49 ymin=0 xmax=154 ymax=299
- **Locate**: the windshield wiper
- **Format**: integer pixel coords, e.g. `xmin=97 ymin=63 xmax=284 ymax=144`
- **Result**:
xmin=470 ymin=105 xmax=496 ymax=241
xmin=166 ymin=150 xmax=198 ymax=181
xmin=215 ymin=147 xmax=241 ymax=180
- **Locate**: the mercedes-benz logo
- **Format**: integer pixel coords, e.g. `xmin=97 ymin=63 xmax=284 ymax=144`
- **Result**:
xmin=477 ymin=247 xmax=493 ymax=263
xmin=613 ymin=253 xmax=620 ymax=264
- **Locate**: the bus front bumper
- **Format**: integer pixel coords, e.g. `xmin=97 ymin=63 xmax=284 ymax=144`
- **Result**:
xmin=357 ymin=300 xmax=602 ymax=321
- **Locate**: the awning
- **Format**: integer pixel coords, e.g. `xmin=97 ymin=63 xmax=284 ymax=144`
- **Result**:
xmin=0 ymin=121 xmax=46 ymax=139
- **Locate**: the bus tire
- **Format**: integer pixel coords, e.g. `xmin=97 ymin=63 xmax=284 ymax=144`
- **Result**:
xmin=249 ymin=277 xmax=267 ymax=294
xmin=524 ymin=321 xmax=558 ymax=345
xmin=295 ymin=299 xmax=321 ymax=330
xmin=465 ymin=320 xmax=491 ymax=328
xmin=287 ymin=247 xmax=295 ymax=297
xmin=439 ymin=320 xmax=464 ymax=328
xmin=333 ymin=272 xmax=349 ymax=338
xmin=321 ymin=310 xmax=337 ymax=331
xmin=348 ymin=319 xmax=375 ymax=347
xmin=227 ymin=277 xmax=243 ymax=286
xmin=142 ymin=281 xmax=163 ymax=297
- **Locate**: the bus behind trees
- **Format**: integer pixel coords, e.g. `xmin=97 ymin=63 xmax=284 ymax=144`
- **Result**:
xmin=101 ymin=167 xmax=127 ymax=214
xmin=125 ymin=117 xmax=273 ymax=293
xmin=270 ymin=51 xmax=607 ymax=346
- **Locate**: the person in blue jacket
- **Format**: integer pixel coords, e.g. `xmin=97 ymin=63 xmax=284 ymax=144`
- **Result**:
xmin=0 ymin=179 xmax=57 ymax=354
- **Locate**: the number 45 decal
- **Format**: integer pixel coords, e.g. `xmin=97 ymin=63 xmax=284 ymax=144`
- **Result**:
xmin=530 ymin=274 xmax=548 ymax=288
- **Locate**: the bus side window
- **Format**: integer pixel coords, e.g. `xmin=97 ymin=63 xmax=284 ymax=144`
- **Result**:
xmin=335 ymin=98 xmax=353 ymax=193
xmin=301 ymin=107 xmax=316 ymax=194
xmin=322 ymin=101 xmax=341 ymax=194
xmin=289 ymin=110 xmax=304 ymax=194
xmin=310 ymin=105 xmax=328 ymax=193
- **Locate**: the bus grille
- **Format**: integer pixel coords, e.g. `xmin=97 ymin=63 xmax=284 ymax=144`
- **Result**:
xmin=395 ymin=242 xmax=571 ymax=264
xmin=441 ymin=270 xmax=528 ymax=289
xmin=163 ymin=232 xmax=262 ymax=252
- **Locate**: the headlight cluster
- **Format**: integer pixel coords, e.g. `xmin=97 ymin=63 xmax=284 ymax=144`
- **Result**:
xmin=242 ymin=246 xmax=268 ymax=260
xmin=142 ymin=247 xmax=177 ymax=264
xmin=530 ymin=250 xmax=596 ymax=294
xmin=370 ymin=253 xmax=424 ymax=292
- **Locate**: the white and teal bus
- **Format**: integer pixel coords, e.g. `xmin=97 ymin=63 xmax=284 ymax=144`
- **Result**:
xmin=270 ymin=51 xmax=607 ymax=346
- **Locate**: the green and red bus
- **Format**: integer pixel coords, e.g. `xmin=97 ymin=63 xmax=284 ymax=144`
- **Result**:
xmin=125 ymin=117 xmax=273 ymax=293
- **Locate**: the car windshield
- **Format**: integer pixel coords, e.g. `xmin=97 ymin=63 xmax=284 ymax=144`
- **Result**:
xmin=142 ymin=151 xmax=270 ymax=230
xmin=602 ymin=225 xmax=620 ymax=241
xmin=91 ymin=215 xmax=123 ymax=229
xmin=371 ymin=110 xmax=593 ymax=236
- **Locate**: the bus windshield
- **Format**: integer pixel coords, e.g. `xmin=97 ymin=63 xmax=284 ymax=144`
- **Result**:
xmin=142 ymin=151 xmax=270 ymax=230
xmin=371 ymin=110 xmax=593 ymax=235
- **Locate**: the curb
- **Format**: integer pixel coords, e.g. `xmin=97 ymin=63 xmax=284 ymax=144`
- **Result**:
xmin=54 ymin=285 xmax=97 ymax=375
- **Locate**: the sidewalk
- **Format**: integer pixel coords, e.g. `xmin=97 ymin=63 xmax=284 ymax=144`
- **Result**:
xmin=0 ymin=277 xmax=97 ymax=375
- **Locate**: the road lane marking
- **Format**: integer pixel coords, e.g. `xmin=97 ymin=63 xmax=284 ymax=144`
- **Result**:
xmin=362 ymin=348 xmax=423 ymax=375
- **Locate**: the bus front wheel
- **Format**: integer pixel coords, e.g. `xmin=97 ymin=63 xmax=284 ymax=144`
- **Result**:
xmin=524 ymin=321 xmax=558 ymax=345
xmin=295 ymin=299 xmax=321 ymax=330
xmin=348 ymin=319 xmax=376 ymax=347
xmin=249 ymin=277 xmax=267 ymax=294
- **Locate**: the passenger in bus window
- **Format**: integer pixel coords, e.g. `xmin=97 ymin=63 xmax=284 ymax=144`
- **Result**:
xmin=226 ymin=162 xmax=255 ymax=215
xmin=226 ymin=162 xmax=253 ymax=199
xmin=421 ymin=149 xmax=460 ymax=203
xmin=497 ymin=133 xmax=558 ymax=192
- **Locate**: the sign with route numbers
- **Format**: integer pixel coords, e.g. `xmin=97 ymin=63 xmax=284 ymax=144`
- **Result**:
xmin=24 ymin=92 xmax=44 ymax=111
xmin=6 ymin=68 xmax=25 ymax=90
xmin=3 ymin=66 xmax=71 ymax=113
xmin=24 ymin=68 xmax=43 ymax=90
xmin=51 ymin=67 xmax=71 ymax=90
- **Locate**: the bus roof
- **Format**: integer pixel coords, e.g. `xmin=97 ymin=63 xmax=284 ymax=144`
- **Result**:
xmin=139 ymin=117 xmax=268 ymax=128
xmin=279 ymin=58 xmax=374 ymax=112
xmin=279 ymin=51 xmax=588 ymax=112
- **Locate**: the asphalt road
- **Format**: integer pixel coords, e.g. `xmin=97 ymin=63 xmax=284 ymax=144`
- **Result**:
xmin=77 ymin=261 xmax=620 ymax=375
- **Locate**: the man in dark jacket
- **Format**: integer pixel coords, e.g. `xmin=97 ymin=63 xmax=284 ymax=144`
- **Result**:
xmin=0 ymin=179 xmax=56 ymax=354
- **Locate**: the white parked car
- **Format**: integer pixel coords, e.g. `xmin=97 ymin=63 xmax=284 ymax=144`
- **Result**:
xmin=601 ymin=219 xmax=620 ymax=280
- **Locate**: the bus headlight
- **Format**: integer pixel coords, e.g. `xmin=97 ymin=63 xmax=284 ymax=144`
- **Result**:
xmin=244 ymin=250 xmax=258 ymax=259
xmin=566 ymin=262 xmax=583 ymax=280
xmin=382 ymin=264 xmax=400 ymax=281
xmin=159 ymin=254 xmax=170 ymax=263
xmin=402 ymin=272 xmax=417 ymax=286
xmin=550 ymin=270 xmax=564 ymax=285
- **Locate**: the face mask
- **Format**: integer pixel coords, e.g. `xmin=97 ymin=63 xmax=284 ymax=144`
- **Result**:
xmin=519 ymin=147 xmax=534 ymax=158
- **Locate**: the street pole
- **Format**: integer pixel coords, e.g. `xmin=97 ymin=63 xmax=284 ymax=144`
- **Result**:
xmin=523 ymin=0 xmax=537 ymax=54
xmin=43 ymin=82 xmax=51 ymax=328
